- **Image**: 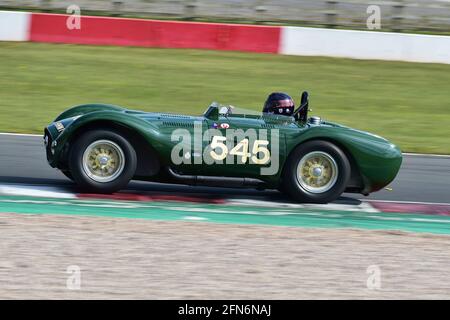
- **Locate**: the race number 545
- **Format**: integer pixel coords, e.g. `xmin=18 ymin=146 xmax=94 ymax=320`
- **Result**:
xmin=209 ymin=136 xmax=270 ymax=164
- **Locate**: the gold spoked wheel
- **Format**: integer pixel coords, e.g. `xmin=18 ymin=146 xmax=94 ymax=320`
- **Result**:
xmin=82 ymin=140 xmax=125 ymax=183
xmin=296 ymin=151 xmax=338 ymax=193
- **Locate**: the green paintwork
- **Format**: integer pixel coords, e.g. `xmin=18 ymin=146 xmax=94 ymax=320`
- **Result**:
xmin=0 ymin=196 xmax=449 ymax=235
xmin=44 ymin=103 xmax=402 ymax=194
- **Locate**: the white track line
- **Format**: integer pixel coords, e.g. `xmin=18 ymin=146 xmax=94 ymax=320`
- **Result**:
xmin=0 ymin=184 xmax=76 ymax=199
xmin=402 ymin=152 xmax=450 ymax=158
xmin=227 ymin=198 xmax=380 ymax=212
xmin=0 ymin=132 xmax=41 ymax=137
xmin=0 ymin=182 xmax=449 ymax=207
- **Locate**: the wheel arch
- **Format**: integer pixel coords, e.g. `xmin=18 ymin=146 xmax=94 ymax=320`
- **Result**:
xmin=54 ymin=104 xmax=125 ymax=122
xmin=61 ymin=119 xmax=161 ymax=178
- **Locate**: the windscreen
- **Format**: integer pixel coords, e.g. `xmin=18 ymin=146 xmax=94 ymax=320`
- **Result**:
xmin=208 ymin=102 xmax=294 ymax=122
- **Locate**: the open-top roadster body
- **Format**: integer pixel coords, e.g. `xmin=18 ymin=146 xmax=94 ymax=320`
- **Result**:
xmin=44 ymin=92 xmax=402 ymax=203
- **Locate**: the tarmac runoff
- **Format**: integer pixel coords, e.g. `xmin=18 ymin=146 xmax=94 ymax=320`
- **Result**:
xmin=0 ymin=184 xmax=449 ymax=235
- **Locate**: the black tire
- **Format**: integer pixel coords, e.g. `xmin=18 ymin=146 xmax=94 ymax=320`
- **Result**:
xmin=61 ymin=170 xmax=74 ymax=181
xmin=281 ymin=140 xmax=351 ymax=203
xmin=68 ymin=129 xmax=137 ymax=193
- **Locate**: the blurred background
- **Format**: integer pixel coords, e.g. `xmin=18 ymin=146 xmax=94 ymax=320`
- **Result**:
xmin=1 ymin=0 xmax=450 ymax=33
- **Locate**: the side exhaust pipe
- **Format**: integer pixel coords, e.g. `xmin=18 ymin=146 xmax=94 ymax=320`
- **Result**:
xmin=167 ymin=167 xmax=266 ymax=189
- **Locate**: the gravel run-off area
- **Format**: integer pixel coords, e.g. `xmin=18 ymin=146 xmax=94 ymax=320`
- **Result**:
xmin=0 ymin=213 xmax=449 ymax=299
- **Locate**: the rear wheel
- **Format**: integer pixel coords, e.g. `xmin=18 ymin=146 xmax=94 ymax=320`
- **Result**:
xmin=69 ymin=130 xmax=137 ymax=193
xmin=281 ymin=140 xmax=350 ymax=203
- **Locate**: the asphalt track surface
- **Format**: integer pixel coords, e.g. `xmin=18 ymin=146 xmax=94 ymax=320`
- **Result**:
xmin=0 ymin=134 xmax=449 ymax=204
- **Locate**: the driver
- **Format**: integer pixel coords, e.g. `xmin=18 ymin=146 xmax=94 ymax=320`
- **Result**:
xmin=263 ymin=92 xmax=295 ymax=116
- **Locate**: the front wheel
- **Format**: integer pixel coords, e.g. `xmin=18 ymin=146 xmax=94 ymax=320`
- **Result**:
xmin=281 ymin=140 xmax=351 ymax=203
xmin=68 ymin=130 xmax=137 ymax=193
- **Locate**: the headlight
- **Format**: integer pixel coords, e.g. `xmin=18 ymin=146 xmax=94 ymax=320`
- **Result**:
xmin=51 ymin=140 xmax=57 ymax=155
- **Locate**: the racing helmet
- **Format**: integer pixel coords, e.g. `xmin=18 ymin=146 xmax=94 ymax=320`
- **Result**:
xmin=263 ymin=92 xmax=295 ymax=116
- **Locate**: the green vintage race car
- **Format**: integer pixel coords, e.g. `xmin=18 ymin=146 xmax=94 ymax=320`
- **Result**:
xmin=44 ymin=92 xmax=402 ymax=203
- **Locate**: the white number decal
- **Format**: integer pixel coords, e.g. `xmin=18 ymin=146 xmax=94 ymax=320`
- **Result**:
xmin=251 ymin=140 xmax=270 ymax=165
xmin=229 ymin=138 xmax=249 ymax=163
xmin=209 ymin=137 xmax=270 ymax=164
xmin=210 ymin=136 xmax=228 ymax=161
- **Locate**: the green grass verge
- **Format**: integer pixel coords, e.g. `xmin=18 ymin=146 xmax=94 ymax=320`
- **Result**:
xmin=0 ymin=42 xmax=449 ymax=153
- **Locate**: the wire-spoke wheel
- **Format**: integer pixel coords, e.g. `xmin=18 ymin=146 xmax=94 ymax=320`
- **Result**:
xmin=282 ymin=140 xmax=350 ymax=203
xmin=82 ymin=140 xmax=125 ymax=183
xmin=68 ymin=130 xmax=137 ymax=193
xmin=296 ymin=151 xmax=338 ymax=194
